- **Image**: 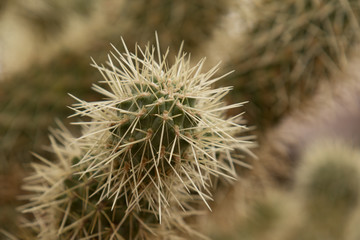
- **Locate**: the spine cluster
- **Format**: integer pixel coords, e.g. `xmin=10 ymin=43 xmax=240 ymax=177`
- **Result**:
xmin=21 ymin=38 xmax=253 ymax=239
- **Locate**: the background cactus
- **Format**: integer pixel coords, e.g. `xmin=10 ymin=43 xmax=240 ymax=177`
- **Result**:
xmin=208 ymin=141 xmax=360 ymax=240
xmin=0 ymin=51 xmax=102 ymax=236
xmin=11 ymin=0 xmax=95 ymax=41
xmin=0 ymin=0 xmax=125 ymax=77
xmin=0 ymin=0 xmax=228 ymax=78
xmin=222 ymin=0 xmax=360 ymax=131
xmin=294 ymin=141 xmax=360 ymax=239
xmin=20 ymin=38 xmax=254 ymax=239
xmin=120 ymin=0 xmax=229 ymax=54
xmin=255 ymin=59 xmax=360 ymax=185
xmin=0 ymin=51 xmax=102 ymax=166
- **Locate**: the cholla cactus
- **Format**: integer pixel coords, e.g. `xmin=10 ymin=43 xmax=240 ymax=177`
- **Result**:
xmin=21 ymin=37 xmax=254 ymax=239
xmin=14 ymin=0 xmax=96 ymax=40
xmin=274 ymin=141 xmax=360 ymax=240
xmin=0 ymin=52 xmax=97 ymax=165
xmin=226 ymin=0 xmax=360 ymax=130
xmin=296 ymin=141 xmax=360 ymax=235
xmin=210 ymin=141 xmax=360 ymax=240
xmin=120 ymin=0 xmax=228 ymax=53
xmin=22 ymin=123 xmax=198 ymax=239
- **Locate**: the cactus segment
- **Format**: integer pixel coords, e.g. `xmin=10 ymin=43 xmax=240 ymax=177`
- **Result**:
xmin=21 ymin=37 xmax=254 ymax=239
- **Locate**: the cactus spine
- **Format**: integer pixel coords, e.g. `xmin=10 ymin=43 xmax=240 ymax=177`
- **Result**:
xmin=21 ymin=37 xmax=253 ymax=239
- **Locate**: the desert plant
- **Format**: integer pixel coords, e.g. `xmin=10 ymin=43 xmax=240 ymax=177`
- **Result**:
xmin=0 ymin=51 xmax=101 ymax=166
xmin=120 ymin=0 xmax=228 ymax=54
xmin=225 ymin=0 xmax=360 ymax=130
xmin=212 ymin=198 xmax=282 ymax=240
xmin=293 ymin=141 xmax=360 ymax=239
xmin=14 ymin=0 xmax=96 ymax=40
xmin=21 ymin=124 xmax=198 ymax=239
xmin=20 ymin=37 xmax=254 ymax=239
xmin=210 ymin=141 xmax=360 ymax=240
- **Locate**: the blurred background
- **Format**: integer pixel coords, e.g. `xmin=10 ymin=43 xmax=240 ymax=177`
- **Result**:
xmin=1 ymin=0 xmax=360 ymax=239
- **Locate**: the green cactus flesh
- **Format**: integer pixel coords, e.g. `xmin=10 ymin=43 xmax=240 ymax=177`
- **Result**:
xmin=108 ymin=79 xmax=197 ymax=180
xmin=59 ymin=163 xmax=160 ymax=239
